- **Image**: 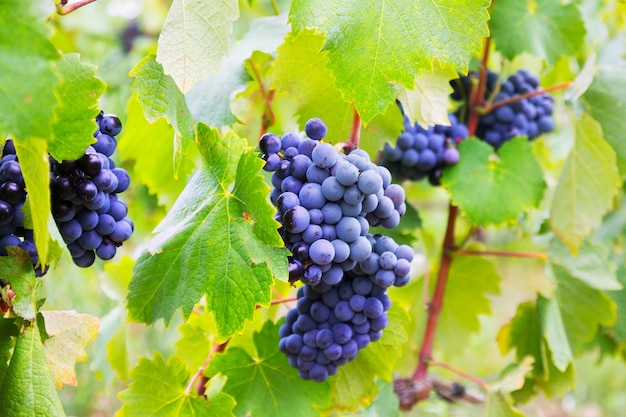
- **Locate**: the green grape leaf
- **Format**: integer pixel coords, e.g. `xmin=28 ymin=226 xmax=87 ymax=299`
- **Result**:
xmin=175 ymin=311 xmax=218 ymax=371
xmin=0 ymin=247 xmax=40 ymax=320
xmin=536 ymin=295 xmax=573 ymax=371
xmin=289 ymin=0 xmax=490 ymax=123
xmin=50 ymin=53 xmax=104 ymax=161
xmin=548 ymin=238 xmax=620 ymax=290
xmin=552 ymin=265 xmax=616 ymax=356
xmin=15 ymin=138 xmax=51 ymax=266
xmin=129 ymin=54 xmax=195 ymax=172
xmin=0 ymin=323 xmax=65 ymax=417
xmin=186 ymin=15 xmax=288 ymax=128
xmin=272 ymin=29 xmax=403 ymax=149
xmin=119 ymin=96 xmax=194 ymax=208
xmin=610 ymin=261 xmax=626 ymax=343
xmin=397 ymin=70 xmax=453 ymax=127
xmin=128 ymin=125 xmax=288 ymax=339
xmin=434 ymin=256 xmax=500 ymax=356
xmin=207 ymin=320 xmax=331 ymax=417
xmin=442 ymin=138 xmax=546 ymax=226
xmin=0 ymin=0 xmax=59 ymax=141
xmin=117 ymin=351 xmax=234 ymax=417
xmin=156 ymin=0 xmax=239 ymax=93
xmin=490 ymin=0 xmax=585 ymax=64
xmin=485 ymin=392 xmax=526 ymax=417
xmin=329 ymin=305 xmax=408 ymax=411
xmin=582 ymin=65 xmax=626 ymax=174
xmin=550 ymin=114 xmax=620 ymax=254
xmin=40 ymin=310 xmax=100 ymax=388
xmin=0 ymin=318 xmax=19 ymax=383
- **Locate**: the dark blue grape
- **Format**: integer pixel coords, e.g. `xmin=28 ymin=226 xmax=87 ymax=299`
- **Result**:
xmin=305 ymin=118 xmax=327 ymax=140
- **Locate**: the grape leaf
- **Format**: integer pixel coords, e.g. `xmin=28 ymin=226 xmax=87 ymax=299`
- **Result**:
xmin=175 ymin=311 xmax=218 ymax=371
xmin=0 ymin=318 xmax=19 ymax=383
xmin=15 ymin=138 xmax=51 ymax=266
xmin=485 ymin=392 xmax=525 ymax=417
xmin=156 ymin=0 xmax=239 ymax=93
xmin=362 ymin=381 xmax=402 ymax=417
xmin=582 ymin=65 xmax=626 ymax=174
xmin=129 ymin=54 xmax=195 ymax=172
xmin=0 ymin=323 xmax=65 ymax=417
xmin=548 ymin=238 xmax=620 ymax=290
xmin=128 ymin=124 xmax=288 ymax=339
xmin=550 ymin=114 xmax=620 ymax=254
xmin=119 ymin=96 xmax=194 ymax=208
xmin=610 ymin=261 xmax=626 ymax=343
xmin=442 ymin=138 xmax=546 ymax=226
xmin=536 ymin=295 xmax=573 ymax=371
xmin=552 ymin=265 xmax=616 ymax=356
xmin=434 ymin=256 xmax=500 ymax=357
xmin=40 ymin=310 xmax=100 ymax=388
xmin=272 ymin=30 xmax=403 ymax=149
xmin=0 ymin=247 xmax=40 ymax=320
xmin=0 ymin=0 xmax=59 ymax=141
xmin=396 ymin=70 xmax=454 ymax=127
xmin=186 ymin=15 xmax=289 ymax=128
xmin=328 ymin=305 xmax=408 ymax=411
xmin=207 ymin=320 xmax=331 ymax=417
xmin=289 ymin=0 xmax=490 ymax=123
xmin=50 ymin=53 xmax=105 ymax=161
xmin=117 ymin=351 xmax=235 ymax=417
xmin=490 ymin=0 xmax=585 ymax=65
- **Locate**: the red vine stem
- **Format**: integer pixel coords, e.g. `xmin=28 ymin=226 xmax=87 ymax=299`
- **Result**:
xmin=56 ymin=0 xmax=98 ymax=15
xmin=455 ymin=249 xmax=547 ymax=260
xmin=466 ymin=37 xmax=491 ymax=135
xmin=429 ymin=360 xmax=489 ymax=390
xmin=486 ymin=82 xmax=572 ymax=112
xmin=247 ymin=58 xmax=276 ymax=138
xmin=186 ymin=341 xmax=229 ymax=396
xmin=413 ymin=204 xmax=458 ymax=381
xmin=343 ymin=109 xmax=362 ymax=153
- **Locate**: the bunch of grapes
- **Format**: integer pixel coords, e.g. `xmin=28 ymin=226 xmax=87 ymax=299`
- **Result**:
xmin=261 ymin=118 xmax=406 ymax=288
xmin=379 ymin=113 xmax=468 ymax=186
xmin=50 ymin=112 xmax=133 ymax=268
xmin=0 ymin=140 xmax=45 ymax=276
xmin=261 ymin=118 xmax=414 ymax=381
xmin=451 ymin=69 xmax=555 ymax=149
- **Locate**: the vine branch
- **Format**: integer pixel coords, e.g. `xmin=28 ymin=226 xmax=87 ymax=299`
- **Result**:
xmin=486 ymin=81 xmax=572 ymax=112
xmin=413 ymin=204 xmax=458 ymax=381
xmin=185 ymin=341 xmax=229 ymax=396
xmin=247 ymin=58 xmax=276 ymax=138
xmin=455 ymin=249 xmax=547 ymax=260
xmin=429 ymin=360 xmax=489 ymax=390
xmin=56 ymin=0 xmax=98 ymax=15
xmin=466 ymin=37 xmax=491 ymax=135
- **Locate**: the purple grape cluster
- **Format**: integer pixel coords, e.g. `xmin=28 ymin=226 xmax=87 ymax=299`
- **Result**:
xmin=261 ymin=118 xmax=414 ymax=381
xmin=380 ymin=113 xmax=468 ymax=186
xmin=451 ymin=69 xmax=555 ymax=149
xmin=261 ymin=118 xmax=407 ymax=288
xmin=0 ymin=140 xmax=46 ymax=276
xmin=50 ymin=112 xmax=133 ymax=268
xmin=279 ymin=271 xmax=391 ymax=382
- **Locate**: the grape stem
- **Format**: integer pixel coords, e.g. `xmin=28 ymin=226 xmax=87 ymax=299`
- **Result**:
xmin=344 ymin=109 xmax=362 ymax=153
xmin=270 ymin=0 xmax=280 ymax=15
xmin=485 ymin=81 xmax=572 ymax=112
xmin=466 ymin=37 xmax=491 ymax=135
xmin=185 ymin=340 xmax=229 ymax=396
xmin=247 ymin=58 xmax=276 ymax=138
xmin=428 ymin=360 xmax=489 ymax=390
xmin=455 ymin=249 xmax=547 ymax=260
xmin=56 ymin=0 xmax=98 ymax=15
xmin=413 ymin=204 xmax=458 ymax=381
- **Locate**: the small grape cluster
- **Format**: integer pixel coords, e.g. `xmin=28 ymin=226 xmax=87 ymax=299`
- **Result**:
xmin=50 ymin=112 xmax=133 ymax=268
xmin=261 ymin=118 xmax=414 ymax=381
xmin=451 ymin=69 xmax=555 ymax=149
xmin=0 ymin=140 xmax=45 ymax=276
xmin=379 ymin=113 xmax=468 ymax=186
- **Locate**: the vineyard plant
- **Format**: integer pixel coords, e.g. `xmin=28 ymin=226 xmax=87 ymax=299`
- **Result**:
xmin=2 ymin=0 xmax=626 ymax=416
